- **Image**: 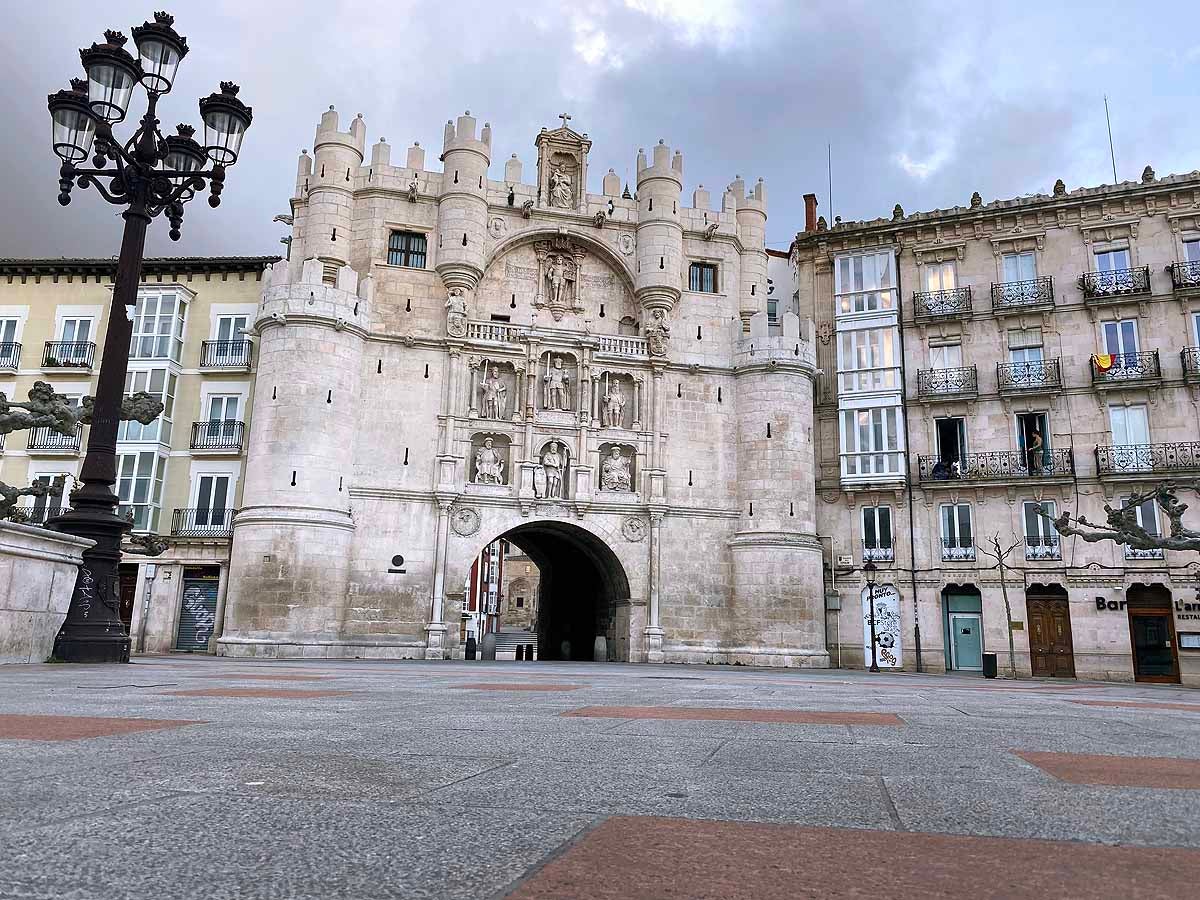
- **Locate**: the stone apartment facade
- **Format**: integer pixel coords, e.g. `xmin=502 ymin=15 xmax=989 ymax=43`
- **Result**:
xmin=794 ymin=169 xmax=1200 ymax=685
xmin=0 ymin=256 xmax=274 ymax=655
xmin=217 ymin=107 xmax=827 ymax=664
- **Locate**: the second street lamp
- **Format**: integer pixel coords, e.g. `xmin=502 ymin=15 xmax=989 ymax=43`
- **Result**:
xmin=864 ymin=559 xmax=880 ymax=673
xmin=46 ymin=11 xmax=251 ymax=663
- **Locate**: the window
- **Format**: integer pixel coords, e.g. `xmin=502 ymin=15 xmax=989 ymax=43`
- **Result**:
xmin=1002 ymin=252 xmax=1037 ymax=283
xmin=1017 ymin=412 xmax=1050 ymax=474
xmin=1094 ymin=247 xmax=1132 ymax=272
xmin=192 ymin=473 xmax=232 ymax=529
xmin=767 ymin=297 xmax=779 ymax=324
xmin=1023 ymin=500 xmax=1059 ymax=559
xmin=1108 ymin=405 xmax=1150 ymax=473
xmin=835 ymin=252 xmax=895 ymax=314
xmin=28 ymin=474 xmax=68 ymax=525
xmin=935 ymin=417 xmax=967 ymax=468
xmin=215 ymin=315 xmax=248 ymax=343
xmin=1102 ymin=319 xmax=1140 ymax=369
xmin=56 ymin=318 xmax=94 ymax=365
xmin=129 ymin=291 xmax=186 ymax=361
xmin=688 ymin=262 xmax=718 ymax=293
xmin=118 ymin=369 xmax=176 ymax=443
xmin=206 ymin=395 xmax=240 ymax=422
xmin=837 ymin=326 xmax=899 ymax=392
xmin=516 ymin=596 xmax=525 ymax=608
xmin=840 ymin=406 xmax=903 ymax=477
xmin=387 ymin=230 xmax=427 ymax=268
xmin=60 ymin=317 xmax=93 ymax=344
xmin=117 ymin=450 xmax=166 ymax=532
xmin=1123 ymin=495 xmax=1164 ymax=560
xmin=0 ymin=319 xmax=18 ymax=368
xmin=1186 ymin=239 xmax=1200 ymax=263
xmin=940 ymin=503 xmax=974 ymax=560
xmin=862 ymin=506 xmax=893 ymax=561
xmin=923 ymin=261 xmax=956 ymax=292
xmin=0 ymin=318 xmax=17 ymax=344
xmin=929 ymin=343 xmax=962 ymax=370
xmin=1007 ymin=328 xmax=1043 ymax=364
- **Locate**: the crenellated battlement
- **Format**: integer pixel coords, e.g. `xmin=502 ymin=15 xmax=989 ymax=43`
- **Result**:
xmin=314 ymin=106 xmax=366 ymax=158
xmin=636 ymin=140 xmax=684 ymax=188
xmin=734 ymin=312 xmax=816 ymax=371
xmin=441 ymin=110 xmax=492 ymax=161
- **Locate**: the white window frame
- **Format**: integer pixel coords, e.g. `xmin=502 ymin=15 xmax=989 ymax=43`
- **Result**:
xmin=840 ymin=403 xmax=905 ymax=479
xmin=1023 ymin=500 xmax=1059 ymax=559
xmin=929 ymin=343 xmax=963 ymax=370
xmin=116 ymin=450 xmax=167 ymax=533
xmin=1001 ymin=251 xmax=1037 ymax=283
xmin=118 ymin=367 xmax=177 ymax=445
xmin=939 ymin=503 xmax=974 ymax=560
xmin=836 ymin=325 xmax=900 ymax=393
xmin=923 ymin=260 xmax=957 ymax=293
xmin=129 ymin=289 xmax=188 ymax=362
xmin=834 ymin=251 xmax=896 ymax=316
xmin=862 ymin=506 xmax=894 ymax=561
xmin=1123 ymin=495 xmax=1164 ymax=560
xmin=1094 ymin=246 xmax=1132 ymax=272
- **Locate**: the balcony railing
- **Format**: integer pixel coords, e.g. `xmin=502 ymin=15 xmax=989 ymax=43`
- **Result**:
xmin=997 ymin=358 xmax=1062 ymax=394
xmin=597 ymin=335 xmax=649 ymax=357
xmin=917 ymin=448 xmax=1074 ymax=483
xmin=0 ymin=342 xmax=20 ymax=371
xmin=171 ymin=507 xmax=235 ymax=538
xmin=1096 ymin=442 xmax=1200 ymax=476
xmin=863 ymin=546 xmax=895 ymax=563
xmin=10 ymin=501 xmax=69 ymax=526
xmin=1183 ymin=347 xmax=1200 ymax=381
xmin=1025 ymin=537 xmax=1062 ymax=561
xmin=200 ymin=339 xmax=253 ymax=370
xmin=913 ymin=286 xmax=972 ymax=319
xmin=991 ymin=276 xmax=1054 ymax=311
xmin=1125 ymin=545 xmax=1165 ymax=561
xmin=466 ymin=320 xmax=523 ymax=344
xmin=941 ymin=541 xmax=976 ymax=562
xmin=916 ymin=365 xmax=977 ymax=399
xmin=1091 ymin=350 xmax=1160 ymax=384
xmin=42 ymin=341 xmax=95 ymax=369
xmin=1171 ymin=259 xmax=1200 ymax=292
xmin=190 ymin=420 xmax=245 ymax=452
xmin=1081 ymin=265 xmax=1151 ymax=301
xmin=26 ymin=424 xmax=82 ymax=452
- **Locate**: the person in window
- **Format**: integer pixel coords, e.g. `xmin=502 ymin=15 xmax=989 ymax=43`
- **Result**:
xmin=931 ymin=459 xmax=949 ymax=480
xmin=1027 ymin=430 xmax=1044 ymax=475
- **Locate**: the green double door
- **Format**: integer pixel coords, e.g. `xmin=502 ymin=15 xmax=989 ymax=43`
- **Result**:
xmin=944 ymin=592 xmax=984 ymax=672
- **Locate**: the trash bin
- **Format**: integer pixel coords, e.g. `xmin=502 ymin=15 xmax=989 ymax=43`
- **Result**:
xmin=982 ymin=652 xmax=998 ymax=679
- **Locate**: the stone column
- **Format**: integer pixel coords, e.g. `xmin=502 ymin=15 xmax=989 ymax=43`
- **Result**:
xmin=208 ymin=562 xmax=231 ymax=653
xmin=425 ymin=499 xmax=453 ymax=659
xmin=644 ymin=511 xmax=664 ymax=662
xmin=443 ymin=349 xmax=463 ymax=456
xmin=591 ymin=375 xmax=601 ymax=428
xmin=632 ymin=377 xmax=642 ymax=430
xmin=467 ymin=356 xmax=480 ymax=418
xmin=580 ymin=354 xmax=592 ymax=421
xmin=650 ymin=366 xmax=664 ymax=468
xmin=512 ymin=364 xmax=525 ymax=422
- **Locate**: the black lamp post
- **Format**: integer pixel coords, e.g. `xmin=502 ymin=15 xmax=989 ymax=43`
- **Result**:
xmin=863 ymin=559 xmax=880 ymax=673
xmin=46 ymin=12 xmax=251 ymax=663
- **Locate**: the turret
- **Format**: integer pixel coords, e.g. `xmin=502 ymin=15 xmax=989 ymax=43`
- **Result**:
xmin=731 ymin=175 xmax=768 ymax=331
xmin=436 ymin=110 xmax=493 ymax=292
xmin=302 ymin=106 xmax=366 ymax=267
xmin=635 ymin=139 xmax=684 ymax=324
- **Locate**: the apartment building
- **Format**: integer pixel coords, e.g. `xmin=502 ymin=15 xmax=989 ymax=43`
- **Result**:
xmin=794 ymin=169 xmax=1200 ymax=685
xmin=0 ymin=255 xmax=276 ymax=654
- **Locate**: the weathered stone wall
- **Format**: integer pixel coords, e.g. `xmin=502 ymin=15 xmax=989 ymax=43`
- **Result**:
xmin=0 ymin=522 xmax=91 ymax=664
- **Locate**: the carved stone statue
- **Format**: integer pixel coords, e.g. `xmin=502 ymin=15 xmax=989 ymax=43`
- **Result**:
xmin=603 ymin=380 xmax=625 ymax=428
xmin=478 ymin=369 xmax=507 ymax=420
xmin=549 ymin=166 xmax=572 ymax=208
xmin=601 ymin=447 xmax=632 ymax=492
xmin=645 ymin=309 xmax=672 ymax=357
xmin=543 ymin=355 xmax=571 ymax=410
xmin=545 ymin=255 xmax=573 ymax=309
xmin=445 ymin=288 xmax=468 ymax=338
xmin=474 ymin=438 xmax=504 ymax=485
xmin=541 ymin=441 xmax=565 ymax=499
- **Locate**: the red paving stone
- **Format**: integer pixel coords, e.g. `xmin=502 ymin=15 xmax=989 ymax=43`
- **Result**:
xmin=1072 ymin=698 xmax=1200 ymax=712
xmin=504 ymin=816 xmax=1200 ymax=899
xmin=1015 ymin=751 xmax=1200 ymax=789
xmin=452 ymin=683 xmax=584 ymax=692
xmin=162 ymin=688 xmax=352 ymax=699
xmin=561 ymin=706 xmax=902 ymax=725
xmin=199 ymin=673 xmax=333 ymax=681
xmin=0 ymin=714 xmax=204 ymax=742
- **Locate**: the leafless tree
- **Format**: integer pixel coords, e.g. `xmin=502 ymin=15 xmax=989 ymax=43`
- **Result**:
xmin=976 ymin=535 xmax=1021 ymax=679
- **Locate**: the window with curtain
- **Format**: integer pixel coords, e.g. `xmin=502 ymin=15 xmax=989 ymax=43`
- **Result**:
xmin=837 ymin=326 xmax=899 ymax=392
xmin=688 ymin=262 xmax=718 ymax=293
xmin=840 ymin=406 xmax=903 ymax=477
xmin=118 ymin=369 xmax=176 ymax=443
xmin=129 ymin=291 xmax=186 ymax=361
xmin=835 ymin=252 xmax=895 ymax=314
xmin=387 ymin=230 xmax=428 ymax=268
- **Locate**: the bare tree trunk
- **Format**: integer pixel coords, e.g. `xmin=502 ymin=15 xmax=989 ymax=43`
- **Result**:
xmin=996 ymin=550 xmax=1017 ymax=679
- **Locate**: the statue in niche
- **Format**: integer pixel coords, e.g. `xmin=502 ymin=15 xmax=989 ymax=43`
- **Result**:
xmin=549 ymin=166 xmax=573 ymax=208
xmin=478 ymin=365 xmax=507 ymax=420
xmin=543 ymin=355 xmax=571 ymax=411
xmin=545 ymin=254 xmax=574 ymax=309
xmin=603 ymin=379 xmax=625 ymax=428
xmin=541 ymin=441 xmax=566 ymax=499
xmin=601 ymin=447 xmax=632 ymax=492
xmin=474 ymin=438 xmax=504 ymax=485
xmin=645 ymin=308 xmax=671 ymax=357
xmin=445 ymin=287 xmax=468 ymax=338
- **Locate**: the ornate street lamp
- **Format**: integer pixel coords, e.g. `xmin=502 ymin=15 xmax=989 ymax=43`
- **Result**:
xmin=46 ymin=11 xmax=251 ymax=663
xmin=863 ymin=559 xmax=880 ymax=673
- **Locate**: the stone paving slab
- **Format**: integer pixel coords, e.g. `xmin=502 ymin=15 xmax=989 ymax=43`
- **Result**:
xmin=0 ymin=713 xmax=204 ymax=741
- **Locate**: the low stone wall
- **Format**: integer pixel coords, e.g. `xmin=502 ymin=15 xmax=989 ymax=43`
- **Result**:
xmin=0 ymin=522 xmax=93 ymax=664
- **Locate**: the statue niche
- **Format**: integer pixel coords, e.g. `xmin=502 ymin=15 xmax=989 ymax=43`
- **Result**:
xmin=533 ymin=440 xmax=570 ymax=501
xmin=540 ymin=351 xmax=575 ymax=412
xmin=534 ymin=236 xmax=585 ymax=322
xmin=598 ymin=443 xmax=635 ymax=493
xmin=599 ymin=372 xmax=634 ymax=429
xmin=469 ymin=358 xmax=521 ymax=422
xmin=471 ymin=433 xmax=511 ymax=486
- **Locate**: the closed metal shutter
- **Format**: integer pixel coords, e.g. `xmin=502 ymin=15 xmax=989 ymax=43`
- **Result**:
xmin=175 ymin=568 xmax=220 ymax=651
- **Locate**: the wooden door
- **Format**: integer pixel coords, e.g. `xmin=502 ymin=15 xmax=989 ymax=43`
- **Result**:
xmin=1027 ymin=597 xmax=1076 ymax=678
xmin=1129 ymin=610 xmax=1181 ymax=684
xmin=117 ymin=564 xmax=139 ymax=630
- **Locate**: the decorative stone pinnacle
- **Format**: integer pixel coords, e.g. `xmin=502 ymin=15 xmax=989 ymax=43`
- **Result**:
xmin=970 ymin=191 xmax=982 ymax=208
xmin=1053 ymin=178 xmax=1066 ymax=196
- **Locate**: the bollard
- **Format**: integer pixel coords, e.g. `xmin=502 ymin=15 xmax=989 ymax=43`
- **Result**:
xmin=465 ymin=636 xmax=476 ymax=660
xmin=593 ymin=635 xmax=607 ymax=662
xmin=481 ymin=632 xmax=497 ymax=660
xmin=516 ymin=644 xmax=525 ymax=661
xmin=525 ymin=643 xmax=535 ymax=661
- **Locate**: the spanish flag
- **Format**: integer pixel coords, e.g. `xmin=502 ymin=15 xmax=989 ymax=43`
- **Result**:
xmin=1093 ymin=353 xmax=1114 ymax=372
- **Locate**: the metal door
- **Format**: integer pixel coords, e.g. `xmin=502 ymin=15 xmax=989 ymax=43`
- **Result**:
xmin=1129 ymin=611 xmax=1181 ymax=684
xmin=175 ymin=569 xmax=220 ymax=651
xmin=950 ymin=613 xmax=983 ymax=671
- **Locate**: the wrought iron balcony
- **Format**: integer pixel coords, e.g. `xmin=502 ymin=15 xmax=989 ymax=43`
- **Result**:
xmin=190 ymin=420 xmax=245 ymax=453
xmin=863 ymin=546 xmax=895 ymax=563
xmin=42 ymin=341 xmax=95 ymax=369
xmin=1171 ymin=259 xmax=1200 ymax=292
xmin=171 ymin=507 xmax=235 ymax=538
xmin=1183 ymin=347 xmax=1200 ymax=381
xmin=1125 ymin=545 xmax=1165 ymax=561
xmin=10 ymin=501 xmax=69 ymax=527
xmin=1096 ymin=442 xmax=1200 ymax=476
xmin=0 ymin=342 xmax=20 ymax=371
xmin=941 ymin=540 xmax=976 ymax=562
xmin=200 ymin=339 xmax=253 ymax=370
xmin=1081 ymin=265 xmax=1151 ymax=301
xmin=917 ymin=448 xmax=1074 ymax=483
xmin=997 ymin=358 xmax=1062 ymax=394
xmin=1090 ymin=350 xmax=1160 ymax=385
xmin=913 ymin=286 xmax=972 ymax=319
xmin=916 ymin=365 xmax=977 ymax=400
xmin=26 ymin=424 xmax=82 ymax=453
xmin=1025 ymin=537 xmax=1062 ymax=561
xmin=990 ymin=276 xmax=1054 ymax=312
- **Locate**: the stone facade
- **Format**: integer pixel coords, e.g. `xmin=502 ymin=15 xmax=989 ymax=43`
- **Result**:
xmin=794 ymin=169 xmax=1200 ymax=685
xmin=218 ymin=107 xmax=827 ymax=665
xmin=0 ymin=521 xmax=92 ymax=664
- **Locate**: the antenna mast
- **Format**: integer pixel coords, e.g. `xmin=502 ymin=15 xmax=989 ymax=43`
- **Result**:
xmin=1104 ymin=95 xmax=1118 ymax=185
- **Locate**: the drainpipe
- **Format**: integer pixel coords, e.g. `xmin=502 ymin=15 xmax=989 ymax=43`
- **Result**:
xmin=894 ymin=250 xmax=924 ymax=673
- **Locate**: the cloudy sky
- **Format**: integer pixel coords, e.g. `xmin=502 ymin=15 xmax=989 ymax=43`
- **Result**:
xmin=3 ymin=0 xmax=1197 ymax=260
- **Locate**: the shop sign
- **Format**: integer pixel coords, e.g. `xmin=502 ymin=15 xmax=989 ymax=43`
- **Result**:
xmin=1175 ymin=599 xmax=1200 ymax=622
xmin=1095 ymin=597 xmax=1128 ymax=611
xmin=862 ymin=585 xmax=902 ymax=668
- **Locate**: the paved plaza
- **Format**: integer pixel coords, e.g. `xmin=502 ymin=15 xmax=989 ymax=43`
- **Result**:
xmin=1 ymin=658 xmax=1199 ymax=898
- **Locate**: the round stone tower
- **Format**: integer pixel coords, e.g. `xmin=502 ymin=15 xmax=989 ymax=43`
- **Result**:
xmin=634 ymin=140 xmax=684 ymax=328
xmin=303 ymin=106 xmax=365 ymax=268
xmin=436 ymin=111 xmax=492 ymax=294
xmin=732 ymin=176 xmax=768 ymax=332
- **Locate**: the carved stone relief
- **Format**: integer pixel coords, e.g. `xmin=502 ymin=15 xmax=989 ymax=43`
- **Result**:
xmin=445 ymin=287 xmax=468 ymax=338
xmin=621 ymin=517 xmax=646 ymax=542
xmin=451 ymin=506 xmax=481 ymax=537
xmin=541 ymin=352 xmax=573 ymax=411
xmin=645 ymin=308 xmax=672 ymax=357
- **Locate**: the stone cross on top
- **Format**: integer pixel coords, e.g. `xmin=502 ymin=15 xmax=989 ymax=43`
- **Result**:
xmin=558 ymin=112 xmax=572 ymax=129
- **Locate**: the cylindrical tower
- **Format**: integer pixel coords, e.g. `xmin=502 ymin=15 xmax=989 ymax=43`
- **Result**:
xmin=435 ymin=111 xmax=492 ymax=293
xmin=732 ymin=176 xmax=768 ymax=332
xmin=299 ymin=106 xmax=365 ymax=268
xmin=634 ymin=140 xmax=684 ymax=323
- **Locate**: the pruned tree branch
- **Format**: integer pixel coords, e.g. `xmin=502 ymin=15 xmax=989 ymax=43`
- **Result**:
xmin=1038 ymin=480 xmax=1200 ymax=552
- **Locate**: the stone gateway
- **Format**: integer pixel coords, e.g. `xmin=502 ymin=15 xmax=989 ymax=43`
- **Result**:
xmin=217 ymin=108 xmax=826 ymax=665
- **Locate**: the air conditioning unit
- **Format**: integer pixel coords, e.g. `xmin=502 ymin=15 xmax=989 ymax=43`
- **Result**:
xmin=836 ymin=554 xmax=854 ymax=568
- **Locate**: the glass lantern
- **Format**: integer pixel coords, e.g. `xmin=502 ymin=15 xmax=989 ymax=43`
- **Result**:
xmin=48 ymin=80 xmax=97 ymax=163
xmin=132 ymin=12 xmax=189 ymax=94
xmin=199 ymin=83 xmax=253 ymax=166
xmin=80 ymin=30 xmax=140 ymax=123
